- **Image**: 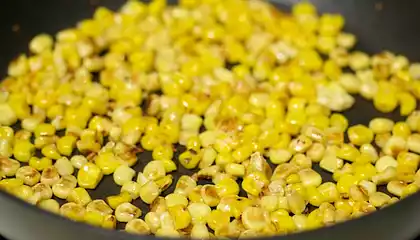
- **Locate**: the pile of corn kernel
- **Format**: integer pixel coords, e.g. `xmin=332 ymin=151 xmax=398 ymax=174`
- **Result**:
xmin=2 ymin=0 xmax=420 ymax=238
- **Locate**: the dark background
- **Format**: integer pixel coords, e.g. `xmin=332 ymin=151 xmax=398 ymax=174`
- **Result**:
xmin=1 ymin=0 xmax=420 ymax=240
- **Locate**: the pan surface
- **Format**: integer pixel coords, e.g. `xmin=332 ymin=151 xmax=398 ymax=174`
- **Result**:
xmin=1 ymin=0 xmax=420 ymax=240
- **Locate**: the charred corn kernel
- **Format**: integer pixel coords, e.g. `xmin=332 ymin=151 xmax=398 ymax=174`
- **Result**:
xmin=57 ymin=136 xmax=77 ymax=156
xmin=13 ymin=140 xmax=35 ymax=162
xmin=188 ymin=202 xmax=211 ymax=224
xmin=215 ymin=178 xmax=240 ymax=197
xmin=298 ymin=169 xmax=322 ymax=187
xmin=200 ymin=184 xmax=220 ymax=207
xmin=241 ymin=206 xmax=270 ymax=231
xmin=67 ymin=187 xmax=92 ymax=206
xmin=174 ymin=175 xmax=196 ymax=196
xmin=242 ymin=171 xmax=269 ymax=196
xmin=0 ymin=157 xmax=20 ymax=177
xmin=60 ymin=202 xmax=85 ymax=222
xmin=106 ymin=192 xmax=132 ymax=210
xmin=348 ymin=125 xmax=374 ymax=146
xmin=115 ymin=202 xmax=141 ymax=222
xmin=178 ymin=150 xmax=200 ymax=169
xmin=126 ymin=219 xmax=151 ymax=235
xmin=155 ymin=174 xmax=173 ymax=191
xmin=102 ymin=214 xmax=117 ymax=229
xmin=393 ymin=122 xmax=411 ymax=139
xmin=52 ymin=175 xmax=77 ymax=199
xmin=77 ymin=163 xmax=103 ymax=189
xmin=16 ymin=166 xmax=40 ymax=186
xmin=38 ymin=199 xmax=60 ymax=213
xmin=139 ymin=180 xmax=161 ymax=204
xmin=32 ymin=183 xmax=53 ymax=202
xmin=86 ymin=200 xmax=113 ymax=216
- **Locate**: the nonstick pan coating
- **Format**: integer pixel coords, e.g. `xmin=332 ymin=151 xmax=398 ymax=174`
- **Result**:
xmin=1 ymin=0 xmax=420 ymax=240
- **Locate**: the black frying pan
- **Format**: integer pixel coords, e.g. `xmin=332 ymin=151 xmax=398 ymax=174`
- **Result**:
xmin=1 ymin=0 xmax=420 ymax=240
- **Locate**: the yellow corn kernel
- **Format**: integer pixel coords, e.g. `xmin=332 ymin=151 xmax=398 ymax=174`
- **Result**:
xmin=94 ymin=152 xmax=121 ymax=175
xmin=393 ymin=122 xmax=411 ymax=139
xmin=407 ymin=134 xmax=420 ymax=154
xmin=206 ymin=209 xmax=230 ymax=231
xmin=57 ymin=136 xmax=77 ymax=156
xmin=13 ymin=140 xmax=35 ymax=162
xmin=369 ymin=118 xmax=394 ymax=134
xmin=52 ymin=175 xmax=77 ymax=199
xmin=372 ymin=166 xmax=397 ymax=185
xmin=60 ymin=202 xmax=85 ymax=222
xmin=399 ymin=92 xmax=416 ymax=116
xmin=298 ymin=168 xmax=322 ymax=188
xmin=77 ymin=163 xmax=103 ymax=189
xmin=168 ymin=205 xmax=191 ymax=230
xmin=38 ymin=199 xmax=60 ymax=213
xmin=347 ymin=125 xmax=374 ymax=146
xmin=125 ymin=219 xmax=151 ymax=235
xmin=106 ymin=192 xmax=133 ymax=210
xmin=215 ymin=177 xmax=240 ymax=197
xmin=369 ymin=192 xmax=391 ymax=207
xmin=67 ymin=187 xmax=92 ymax=206
xmin=336 ymin=174 xmax=359 ymax=196
xmin=139 ymin=180 xmax=161 ymax=204
xmin=41 ymin=144 xmax=61 ymax=160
